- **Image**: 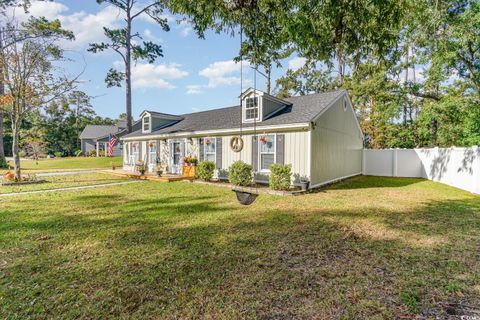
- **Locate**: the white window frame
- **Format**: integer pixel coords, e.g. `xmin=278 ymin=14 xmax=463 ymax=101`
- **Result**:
xmin=258 ymin=133 xmax=276 ymax=173
xmin=143 ymin=116 xmax=151 ymax=133
xmin=243 ymin=95 xmax=262 ymax=122
xmin=203 ymin=137 xmax=216 ymax=164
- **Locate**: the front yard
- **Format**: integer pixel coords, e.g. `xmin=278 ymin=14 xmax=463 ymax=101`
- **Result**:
xmin=1 ymin=156 xmax=122 ymax=174
xmin=0 ymin=172 xmax=130 ymax=194
xmin=0 ymin=176 xmax=478 ymax=319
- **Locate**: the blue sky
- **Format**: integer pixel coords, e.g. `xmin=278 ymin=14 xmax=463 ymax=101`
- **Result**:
xmin=10 ymin=0 xmax=306 ymax=119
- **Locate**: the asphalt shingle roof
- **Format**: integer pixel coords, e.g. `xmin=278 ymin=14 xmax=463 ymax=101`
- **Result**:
xmin=123 ymin=90 xmax=345 ymax=139
xmin=79 ymin=125 xmax=120 ymax=140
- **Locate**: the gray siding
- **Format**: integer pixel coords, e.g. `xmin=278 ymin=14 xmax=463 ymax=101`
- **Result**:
xmin=262 ymin=98 xmax=284 ymax=119
xmin=310 ymin=94 xmax=363 ymax=187
xmin=81 ymin=139 xmax=96 ymax=154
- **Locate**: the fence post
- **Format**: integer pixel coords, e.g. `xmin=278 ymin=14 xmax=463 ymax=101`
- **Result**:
xmin=362 ymin=149 xmax=366 ymax=175
xmin=474 ymin=145 xmax=480 ymax=194
xmin=392 ymin=149 xmax=398 ymax=177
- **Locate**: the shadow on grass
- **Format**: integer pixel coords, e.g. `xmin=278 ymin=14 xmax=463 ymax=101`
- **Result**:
xmin=1 ymin=179 xmax=479 ymax=319
xmin=327 ymin=175 xmax=425 ymax=190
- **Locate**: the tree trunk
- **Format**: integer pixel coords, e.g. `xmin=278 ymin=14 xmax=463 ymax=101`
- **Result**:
xmin=12 ymin=120 xmax=21 ymax=180
xmin=0 ymin=112 xmax=4 ymax=166
xmin=403 ymin=44 xmax=409 ymax=125
xmin=125 ymin=2 xmax=133 ymax=133
xmin=266 ymin=64 xmax=271 ymax=94
xmin=0 ymin=28 xmax=5 ymax=167
xmin=337 ymin=47 xmax=344 ymax=84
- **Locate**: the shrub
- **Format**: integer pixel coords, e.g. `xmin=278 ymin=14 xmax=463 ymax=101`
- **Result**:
xmin=54 ymin=151 xmax=63 ymax=158
xmin=269 ymin=163 xmax=292 ymax=190
xmin=228 ymin=160 xmax=253 ymax=186
xmin=0 ymin=157 xmax=7 ymax=169
xmin=18 ymin=150 xmax=27 ymax=158
xmin=88 ymin=149 xmax=105 ymax=157
xmin=74 ymin=150 xmax=83 ymax=157
xmin=196 ymin=161 xmax=215 ymax=181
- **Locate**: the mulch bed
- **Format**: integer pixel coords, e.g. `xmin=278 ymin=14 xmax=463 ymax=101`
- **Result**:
xmin=190 ymin=179 xmax=306 ymax=196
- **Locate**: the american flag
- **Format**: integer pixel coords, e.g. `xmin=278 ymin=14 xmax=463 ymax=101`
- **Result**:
xmin=108 ymin=134 xmax=117 ymax=157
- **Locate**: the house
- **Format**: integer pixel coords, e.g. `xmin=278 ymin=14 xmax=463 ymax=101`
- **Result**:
xmin=80 ymin=120 xmax=136 ymax=156
xmin=121 ymin=88 xmax=364 ymax=189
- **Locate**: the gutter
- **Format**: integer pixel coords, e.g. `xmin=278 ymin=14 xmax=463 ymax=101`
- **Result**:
xmin=121 ymin=122 xmax=312 ymax=141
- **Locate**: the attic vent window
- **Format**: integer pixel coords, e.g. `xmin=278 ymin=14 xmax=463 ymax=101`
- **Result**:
xmin=245 ymin=97 xmax=259 ymax=120
xmin=143 ymin=116 xmax=150 ymax=132
xmin=343 ymin=98 xmax=348 ymax=111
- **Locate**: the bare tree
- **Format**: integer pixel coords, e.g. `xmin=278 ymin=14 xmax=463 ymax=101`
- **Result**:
xmin=0 ymin=16 xmax=76 ymax=180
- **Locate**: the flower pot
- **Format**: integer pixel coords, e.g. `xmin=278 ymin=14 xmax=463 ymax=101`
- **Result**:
xmin=300 ymin=181 xmax=309 ymax=191
xmin=139 ymin=170 xmax=145 ymax=176
xmin=156 ymin=170 xmax=163 ymax=177
xmin=183 ymin=165 xmax=196 ymax=177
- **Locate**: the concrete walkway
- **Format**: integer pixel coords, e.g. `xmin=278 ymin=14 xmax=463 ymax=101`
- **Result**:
xmin=36 ymin=170 xmax=100 ymax=177
xmin=0 ymin=180 xmax=143 ymax=197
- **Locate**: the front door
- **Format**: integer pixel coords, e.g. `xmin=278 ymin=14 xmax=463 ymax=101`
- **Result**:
xmin=148 ymin=142 xmax=158 ymax=172
xmin=170 ymin=141 xmax=184 ymax=174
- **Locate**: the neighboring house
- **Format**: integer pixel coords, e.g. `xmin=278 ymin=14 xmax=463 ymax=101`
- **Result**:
xmin=121 ymin=88 xmax=364 ymax=189
xmin=80 ymin=120 xmax=136 ymax=156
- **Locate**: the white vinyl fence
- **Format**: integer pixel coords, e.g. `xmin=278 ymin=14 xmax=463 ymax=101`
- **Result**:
xmin=363 ymin=147 xmax=480 ymax=195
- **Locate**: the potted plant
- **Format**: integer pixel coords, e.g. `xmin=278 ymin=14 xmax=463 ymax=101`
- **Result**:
xmin=136 ymin=160 xmax=146 ymax=176
xmin=300 ymin=176 xmax=309 ymax=191
xmin=189 ymin=156 xmax=198 ymax=167
xmin=111 ymin=162 xmax=116 ymax=170
xmin=155 ymin=163 xmax=163 ymax=177
xmin=182 ymin=156 xmax=197 ymax=177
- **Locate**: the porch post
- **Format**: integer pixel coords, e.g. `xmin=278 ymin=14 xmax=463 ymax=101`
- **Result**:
xmin=104 ymin=142 xmax=108 ymax=157
xmin=96 ymin=141 xmax=100 ymax=157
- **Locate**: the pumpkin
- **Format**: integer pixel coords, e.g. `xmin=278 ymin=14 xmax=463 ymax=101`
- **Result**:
xmin=3 ymin=171 xmax=15 ymax=181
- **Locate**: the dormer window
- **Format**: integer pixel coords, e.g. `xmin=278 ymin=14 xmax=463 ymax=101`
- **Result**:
xmin=245 ymin=97 xmax=259 ymax=120
xmin=143 ymin=116 xmax=150 ymax=132
xmin=243 ymin=94 xmax=262 ymax=122
xmin=241 ymin=88 xmax=289 ymax=123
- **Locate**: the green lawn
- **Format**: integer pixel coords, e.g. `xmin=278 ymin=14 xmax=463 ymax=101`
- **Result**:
xmin=0 ymin=173 xmax=130 ymax=194
xmin=0 ymin=176 xmax=479 ymax=319
xmin=2 ymin=156 xmax=122 ymax=173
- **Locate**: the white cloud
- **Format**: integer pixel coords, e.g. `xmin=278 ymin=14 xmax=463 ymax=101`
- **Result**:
xmin=112 ymin=61 xmax=188 ymax=90
xmin=177 ymin=20 xmax=193 ymax=37
xmin=5 ymin=1 xmax=68 ymax=21
xmin=186 ymin=85 xmax=202 ymax=95
xmin=5 ymin=1 xmax=173 ymax=50
xmin=288 ymin=57 xmax=307 ymax=71
xmin=144 ymin=28 xmax=163 ymax=43
xmin=60 ymin=6 xmax=122 ymax=49
xmin=199 ymin=60 xmax=250 ymax=88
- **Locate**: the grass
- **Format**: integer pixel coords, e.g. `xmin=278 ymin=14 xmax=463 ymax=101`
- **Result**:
xmin=1 ymin=156 xmax=122 ymax=173
xmin=0 ymin=176 xmax=479 ymax=319
xmin=0 ymin=173 xmax=130 ymax=194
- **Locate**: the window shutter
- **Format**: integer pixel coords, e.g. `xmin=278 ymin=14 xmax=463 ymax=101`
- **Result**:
xmin=138 ymin=143 xmax=142 ymax=162
xmin=252 ymin=136 xmax=258 ymax=172
xmin=216 ymin=137 xmax=222 ymax=169
xmin=199 ymin=138 xmax=204 ymax=161
xmin=276 ymin=134 xmax=285 ymax=164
